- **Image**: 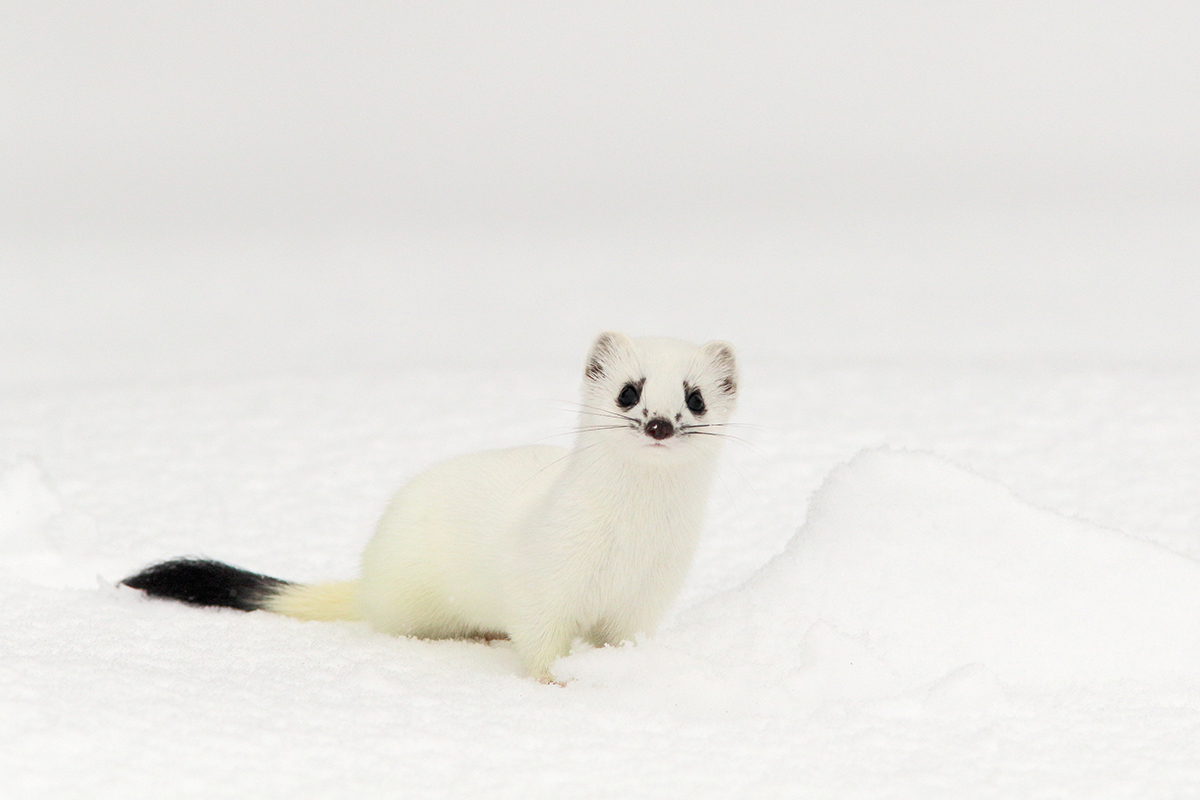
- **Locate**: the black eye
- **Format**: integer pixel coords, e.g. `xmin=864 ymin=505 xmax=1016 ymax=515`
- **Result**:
xmin=617 ymin=382 xmax=641 ymax=409
xmin=686 ymin=389 xmax=706 ymax=415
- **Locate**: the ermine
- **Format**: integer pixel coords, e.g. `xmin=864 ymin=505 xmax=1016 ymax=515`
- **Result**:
xmin=122 ymin=332 xmax=738 ymax=682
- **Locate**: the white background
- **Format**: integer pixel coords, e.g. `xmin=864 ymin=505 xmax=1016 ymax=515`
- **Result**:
xmin=3 ymin=2 xmax=1198 ymax=385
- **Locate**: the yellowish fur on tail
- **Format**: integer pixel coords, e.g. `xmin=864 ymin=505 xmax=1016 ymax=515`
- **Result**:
xmin=267 ymin=581 xmax=360 ymax=622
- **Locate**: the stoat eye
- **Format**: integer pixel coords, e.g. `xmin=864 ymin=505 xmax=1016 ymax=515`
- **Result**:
xmin=616 ymin=382 xmax=641 ymax=409
xmin=685 ymin=389 xmax=706 ymax=416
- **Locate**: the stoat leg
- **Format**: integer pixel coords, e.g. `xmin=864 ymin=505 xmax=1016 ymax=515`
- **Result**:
xmin=511 ymin=617 xmax=575 ymax=684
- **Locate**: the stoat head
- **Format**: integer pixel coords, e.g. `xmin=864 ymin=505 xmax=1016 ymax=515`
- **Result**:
xmin=579 ymin=331 xmax=738 ymax=459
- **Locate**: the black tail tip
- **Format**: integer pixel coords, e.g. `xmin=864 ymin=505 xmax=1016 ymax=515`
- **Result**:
xmin=122 ymin=558 xmax=290 ymax=612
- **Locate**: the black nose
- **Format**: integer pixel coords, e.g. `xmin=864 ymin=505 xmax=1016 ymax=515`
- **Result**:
xmin=645 ymin=417 xmax=674 ymax=440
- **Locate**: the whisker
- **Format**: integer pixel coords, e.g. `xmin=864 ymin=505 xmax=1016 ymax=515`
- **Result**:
xmin=678 ymin=429 xmax=758 ymax=451
xmin=533 ymin=424 xmax=634 ymax=444
xmin=572 ymin=425 xmax=635 ymax=433
xmin=679 ymin=421 xmax=762 ymax=431
xmin=556 ymin=401 xmax=639 ymax=424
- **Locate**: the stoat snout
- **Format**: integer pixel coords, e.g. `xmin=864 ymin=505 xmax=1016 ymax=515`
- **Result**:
xmin=644 ymin=417 xmax=675 ymax=440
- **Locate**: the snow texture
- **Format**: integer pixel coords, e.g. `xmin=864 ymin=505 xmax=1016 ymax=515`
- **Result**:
xmin=5 ymin=374 xmax=1200 ymax=799
xmin=675 ymin=450 xmax=1200 ymax=689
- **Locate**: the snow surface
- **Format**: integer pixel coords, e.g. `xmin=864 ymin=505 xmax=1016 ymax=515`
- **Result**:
xmin=5 ymin=368 xmax=1200 ymax=798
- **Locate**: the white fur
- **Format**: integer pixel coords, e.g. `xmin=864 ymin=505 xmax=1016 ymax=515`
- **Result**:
xmin=271 ymin=332 xmax=737 ymax=682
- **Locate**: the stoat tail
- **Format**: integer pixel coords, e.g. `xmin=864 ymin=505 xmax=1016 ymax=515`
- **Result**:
xmin=121 ymin=558 xmax=360 ymax=622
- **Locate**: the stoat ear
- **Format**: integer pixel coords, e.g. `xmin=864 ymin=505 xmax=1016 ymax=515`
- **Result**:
xmin=585 ymin=331 xmax=633 ymax=381
xmin=700 ymin=340 xmax=738 ymax=397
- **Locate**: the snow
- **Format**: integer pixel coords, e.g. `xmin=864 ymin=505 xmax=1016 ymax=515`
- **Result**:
xmin=5 ymin=2 xmax=1200 ymax=797
xmin=6 ymin=370 xmax=1200 ymax=798
xmin=675 ymin=449 xmax=1200 ymax=689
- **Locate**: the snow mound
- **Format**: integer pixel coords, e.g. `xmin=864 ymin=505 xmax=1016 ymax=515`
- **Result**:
xmin=0 ymin=458 xmax=106 ymax=588
xmin=0 ymin=457 xmax=62 ymax=553
xmin=676 ymin=449 xmax=1200 ymax=690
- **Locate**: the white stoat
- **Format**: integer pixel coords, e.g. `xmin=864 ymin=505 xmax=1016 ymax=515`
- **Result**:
xmin=123 ymin=332 xmax=738 ymax=682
